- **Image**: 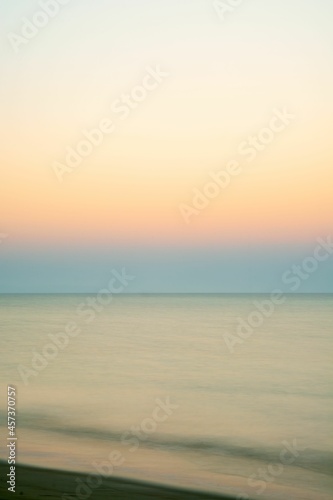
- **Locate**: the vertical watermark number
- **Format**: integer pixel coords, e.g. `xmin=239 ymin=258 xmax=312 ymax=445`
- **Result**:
xmin=7 ymin=386 xmax=17 ymax=493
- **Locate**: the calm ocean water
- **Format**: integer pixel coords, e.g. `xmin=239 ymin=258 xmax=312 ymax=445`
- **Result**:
xmin=0 ymin=295 xmax=332 ymax=499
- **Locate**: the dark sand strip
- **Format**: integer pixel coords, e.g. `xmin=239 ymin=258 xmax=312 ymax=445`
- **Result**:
xmin=0 ymin=462 xmax=241 ymax=499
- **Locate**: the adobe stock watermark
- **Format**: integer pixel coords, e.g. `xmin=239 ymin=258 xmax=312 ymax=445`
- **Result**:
xmin=237 ymin=439 xmax=306 ymax=499
xmin=62 ymin=396 xmax=179 ymax=500
xmin=17 ymin=268 xmax=135 ymax=385
xmin=179 ymin=108 xmax=295 ymax=224
xmin=7 ymin=0 xmax=71 ymax=54
xmin=0 ymin=233 xmax=8 ymax=245
xmin=223 ymin=235 xmax=333 ymax=353
xmin=213 ymin=0 xmax=245 ymax=22
xmin=52 ymin=65 xmax=170 ymax=182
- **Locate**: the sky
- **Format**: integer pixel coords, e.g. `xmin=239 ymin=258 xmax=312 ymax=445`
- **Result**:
xmin=0 ymin=0 xmax=333 ymax=292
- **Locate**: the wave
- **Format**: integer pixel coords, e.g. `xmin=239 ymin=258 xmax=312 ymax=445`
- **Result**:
xmin=1 ymin=410 xmax=332 ymax=475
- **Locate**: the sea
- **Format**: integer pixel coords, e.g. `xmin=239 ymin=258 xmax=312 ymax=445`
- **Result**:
xmin=0 ymin=294 xmax=332 ymax=499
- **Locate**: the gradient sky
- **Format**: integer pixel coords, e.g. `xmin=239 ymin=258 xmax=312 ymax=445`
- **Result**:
xmin=1 ymin=0 xmax=333 ymax=292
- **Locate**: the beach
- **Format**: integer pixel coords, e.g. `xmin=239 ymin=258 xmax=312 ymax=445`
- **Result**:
xmin=0 ymin=462 xmax=237 ymax=500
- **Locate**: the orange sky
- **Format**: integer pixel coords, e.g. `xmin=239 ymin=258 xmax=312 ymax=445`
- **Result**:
xmin=1 ymin=0 xmax=333 ymax=252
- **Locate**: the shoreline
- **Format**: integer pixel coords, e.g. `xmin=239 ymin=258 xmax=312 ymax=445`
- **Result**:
xmin=0 ymin=461 xmax=240 ymax=499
